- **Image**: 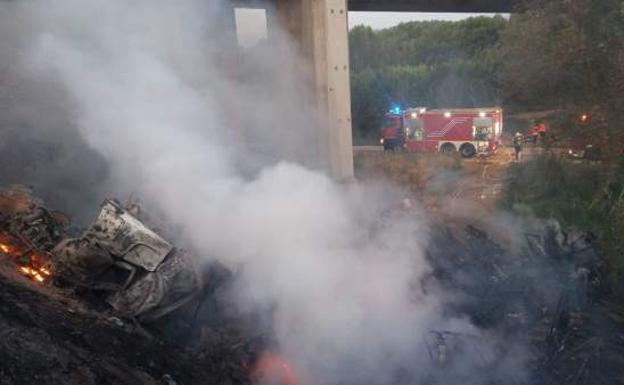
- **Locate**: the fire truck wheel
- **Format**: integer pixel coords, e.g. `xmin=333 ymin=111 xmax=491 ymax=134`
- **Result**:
xmin=460 ymin=144 xmax=476 ymax=158
xmin=440 ymin=143 xmax=456 ymax=155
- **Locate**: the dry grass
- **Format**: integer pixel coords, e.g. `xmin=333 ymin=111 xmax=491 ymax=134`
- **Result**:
xmin=353 ymin=149 xmax=516 ymax=237
xmin=354 ymin=150 xmax=464 ymax=193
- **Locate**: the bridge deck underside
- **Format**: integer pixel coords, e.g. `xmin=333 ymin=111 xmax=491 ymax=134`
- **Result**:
xmin=231 ymin=0 xmax=516 ymax=13
xmin=349 ymin=0 xmax=515 ymax=12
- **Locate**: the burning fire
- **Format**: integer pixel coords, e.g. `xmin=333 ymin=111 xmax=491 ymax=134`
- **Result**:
xmin=17 ymin=259 xmax=51 ymax=283
xmin=0 ymin=240 xmax=18 ymax=257
xmin=0 ymin=240 xmax=51 ymax=283
xmin=19 ymin=266 xmax=47 ymax=282
xmin=252 ymin=353 xmax=302 ymax=385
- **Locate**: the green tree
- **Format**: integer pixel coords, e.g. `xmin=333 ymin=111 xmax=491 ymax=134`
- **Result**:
xmin=496 ymin=0 xmax=624 ymax=155
xmin=498 ymin=0 xmax=624 ymax=293
xmin=349 ymin=16 xmax=508 ymax=143
xmin=349 ymin=26 xmax=380 ymax=72
xmin=350 ymin=69 xmax=388 ymax=144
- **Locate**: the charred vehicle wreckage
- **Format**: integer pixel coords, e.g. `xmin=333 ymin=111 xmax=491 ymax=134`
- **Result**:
xmin=1 ymin=184 xmax=624 ymax=385
xmin=0 ymin=185 xmax=201 ymax=322
xmin=53 ymin=199 xmax=200 ymax=322
xmin=0 ymin=185 xmax=260 ymax=385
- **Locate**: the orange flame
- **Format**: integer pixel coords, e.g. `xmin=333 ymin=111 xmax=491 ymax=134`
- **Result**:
xmin=252 ymin=353 xmax=302 ymax=385
xmin=18 ymin=265 xmax=49 ymax=283
xmin=0 ymin=235 xmax=51 ymax=284
xmin=19 ymin=266 xmax=45 ymax=283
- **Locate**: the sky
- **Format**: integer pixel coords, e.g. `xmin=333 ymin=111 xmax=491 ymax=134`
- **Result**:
xmin=235 ymin=10 xmax=507 ymax=47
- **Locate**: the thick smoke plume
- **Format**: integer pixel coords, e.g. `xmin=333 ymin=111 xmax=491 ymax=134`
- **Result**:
xmin=0 ymin=1 xmax=526 ymax=384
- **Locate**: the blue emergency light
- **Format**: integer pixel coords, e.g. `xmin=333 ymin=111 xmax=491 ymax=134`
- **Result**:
xmin=390 ymin=105 xmax=402 ymax=115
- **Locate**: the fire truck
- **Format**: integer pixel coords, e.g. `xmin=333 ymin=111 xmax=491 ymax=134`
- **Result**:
xmin=380 ymin=107 xmax=503 ymax=157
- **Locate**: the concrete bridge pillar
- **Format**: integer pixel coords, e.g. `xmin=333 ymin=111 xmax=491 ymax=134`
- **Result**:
xmin=272 ymin=0 xmax=354 ymax=181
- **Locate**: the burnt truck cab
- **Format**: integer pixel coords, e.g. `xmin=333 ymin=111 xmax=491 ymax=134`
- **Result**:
xmin=52 ymin=199 xmax=200 ymax=322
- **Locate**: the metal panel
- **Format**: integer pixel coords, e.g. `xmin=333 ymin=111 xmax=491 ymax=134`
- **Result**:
xmin=89 ymin=200 xmax=173 ymax=272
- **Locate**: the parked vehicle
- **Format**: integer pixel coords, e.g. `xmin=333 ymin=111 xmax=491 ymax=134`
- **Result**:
xmin=380 ymin=107 xmax=503 ymax=157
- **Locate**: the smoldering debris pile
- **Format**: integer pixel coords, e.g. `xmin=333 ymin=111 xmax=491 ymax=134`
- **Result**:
xmin=0 ymin=185 xmax=258 ymax=385
xmin=0 ymin=266 xmax=229 ymax=385
xmin=1 ymin=183 xmax=624 ymax=385
xmin=424 ymin=223 xmax=624 ymax=385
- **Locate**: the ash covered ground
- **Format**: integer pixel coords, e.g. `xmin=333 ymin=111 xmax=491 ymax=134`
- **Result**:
xmin=0 ymin=186 xmax=623 ymax=385
xmin=0 ymin=261 xmax=248 ymax=385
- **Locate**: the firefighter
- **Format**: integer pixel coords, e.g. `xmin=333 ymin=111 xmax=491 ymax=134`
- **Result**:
xmin=513 ymin=132 xmax=524 ymax=161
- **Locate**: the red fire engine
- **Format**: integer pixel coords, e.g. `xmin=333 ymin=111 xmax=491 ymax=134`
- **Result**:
xmin=380 ymin=107 xmax=503 ymax=157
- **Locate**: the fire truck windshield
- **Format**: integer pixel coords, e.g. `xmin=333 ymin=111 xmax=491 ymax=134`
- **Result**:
xmin=383 ymin=115 xmax=399 ymax=128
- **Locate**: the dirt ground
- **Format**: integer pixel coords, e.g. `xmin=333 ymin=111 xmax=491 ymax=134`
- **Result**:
xmin=353 ymin=145 xmax=548 ymax=249
xmin=354 ymin=146 xmax=515 ymax=210
xmin=353 ymin=143 xmax=550 ymax=206
xmin=0 ymin=259 xmax=251 ymax=385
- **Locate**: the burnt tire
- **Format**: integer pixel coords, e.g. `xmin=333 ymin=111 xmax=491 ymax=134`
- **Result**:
xmin=460 ymin=144 xmax=477 ymax=158
xmin=440 ymin=143 xmax=456 ymax=155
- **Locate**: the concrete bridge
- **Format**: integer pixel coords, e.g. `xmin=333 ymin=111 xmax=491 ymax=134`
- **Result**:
xmin=230 ymin=0 xmax=517 ymax=180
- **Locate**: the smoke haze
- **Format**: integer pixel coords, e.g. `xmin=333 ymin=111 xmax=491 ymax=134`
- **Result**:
xmin=0 ymin=1 xmax=528 ymax=384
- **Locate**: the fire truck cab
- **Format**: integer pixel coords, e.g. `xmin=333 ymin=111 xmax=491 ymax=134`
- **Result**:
xmin=380 ymin=106 xmax=407 ymax=151
xmin=380 ymin=107 xmax=503 ymax=157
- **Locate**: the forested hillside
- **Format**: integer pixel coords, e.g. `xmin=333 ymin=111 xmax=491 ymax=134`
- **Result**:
xmin=350 ymin=0 xmax=624 ymax=147
xmin=350 ymin=1 xmax=624 ymax=285
xmin=349 ymin=16 xmax=507 ymax=144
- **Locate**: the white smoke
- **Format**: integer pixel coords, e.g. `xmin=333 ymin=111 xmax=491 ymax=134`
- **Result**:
xmin=0 ymin=1 xmax=517 ymax=383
